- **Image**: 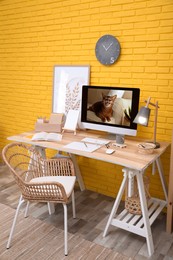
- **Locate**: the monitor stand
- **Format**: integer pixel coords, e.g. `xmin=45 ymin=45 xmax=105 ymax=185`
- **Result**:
xmin=104 ymin=134 xmax=127 ymax=148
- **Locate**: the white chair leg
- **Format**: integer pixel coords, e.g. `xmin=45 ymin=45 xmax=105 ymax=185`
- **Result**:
xmin=63 ymin=204 xmax=68 ymax=256
xmin=71 ymin=190 xmax=76 ymax=219
xmin=47 ymin=202 xmax=55 ymax=215
xmin=24 ymin=201 xmax=30 ymax=218
xmin=7 ymin=196 xmax=25 ymax=249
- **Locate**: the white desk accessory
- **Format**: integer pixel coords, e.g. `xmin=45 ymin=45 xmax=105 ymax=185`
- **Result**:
xmin=106 ymin=149 xmax=115 ymax=155
xmin=82 ymin=137 xmax=110 ymax=145
xmin=62 ymin=110 xmax=79 ymax=135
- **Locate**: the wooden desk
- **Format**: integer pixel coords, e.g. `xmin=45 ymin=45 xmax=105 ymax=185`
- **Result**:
xmin=8 ymin=130 xmax=168 ymax=171
xmin=7 ymin=130 xmax=169 ymax=257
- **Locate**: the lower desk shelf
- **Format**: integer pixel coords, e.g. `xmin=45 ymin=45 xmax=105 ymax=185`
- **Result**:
xmin=111 ymin=198 xmax=167 ymax=237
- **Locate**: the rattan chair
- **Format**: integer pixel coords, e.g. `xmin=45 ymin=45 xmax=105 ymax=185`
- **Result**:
xmin=2 ymin=142 xmax=76 ymax=256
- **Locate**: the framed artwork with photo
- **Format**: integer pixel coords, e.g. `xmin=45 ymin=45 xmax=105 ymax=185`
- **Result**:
xmin=52 ymin=65 xmax=90 ymax=128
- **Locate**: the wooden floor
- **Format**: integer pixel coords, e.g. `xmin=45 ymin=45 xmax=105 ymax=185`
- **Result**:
xmin=0 ymin=164 xmax=173 ymax=260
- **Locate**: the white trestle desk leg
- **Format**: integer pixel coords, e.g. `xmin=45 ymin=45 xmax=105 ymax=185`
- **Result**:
xmin=128 ymin=171 xmax=135 ymax=197
xmin=103 ymin=169 xmax=128 ymax=237
xmin=69 ymin=153 xmax=85 ymax=191
xmin=156 ymin=157 xmax=168 ymax=201
xmin=136 ymin=171 xmax=154 ymax=257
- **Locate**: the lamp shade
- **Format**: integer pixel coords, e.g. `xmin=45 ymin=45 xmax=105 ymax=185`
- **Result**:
xmin=133 ymin=107 xmax=151 ymax=126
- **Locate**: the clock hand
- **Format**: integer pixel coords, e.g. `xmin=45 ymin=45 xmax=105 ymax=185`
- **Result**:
xmin=105 ymin=42 xmax=113 ymax=51
xmin=102 ymin=44 xmax=107 ymax=51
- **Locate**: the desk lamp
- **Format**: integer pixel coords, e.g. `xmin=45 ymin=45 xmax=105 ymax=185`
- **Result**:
xmin=133 ymin=97 xmax=160 ymax=149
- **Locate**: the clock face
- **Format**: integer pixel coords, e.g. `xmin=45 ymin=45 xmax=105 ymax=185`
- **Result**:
xmin=95 ymin=35 xmax=121 ymax=65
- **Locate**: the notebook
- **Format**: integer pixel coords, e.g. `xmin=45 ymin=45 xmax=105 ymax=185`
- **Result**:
xmin=64 ymin=142 xmax=100 ymax=153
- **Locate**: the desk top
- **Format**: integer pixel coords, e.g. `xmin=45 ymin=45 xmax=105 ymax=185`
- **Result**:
xmin=7 ymin=130 xmax=170 ymax=172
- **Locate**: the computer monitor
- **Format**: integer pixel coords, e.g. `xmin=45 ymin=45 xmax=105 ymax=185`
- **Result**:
xmin=80 ymin=85 xmax=140 ymax=143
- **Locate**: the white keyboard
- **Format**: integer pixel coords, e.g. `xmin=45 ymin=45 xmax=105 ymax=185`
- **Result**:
xmin=81 ymin=137 xmax=110 ymax=145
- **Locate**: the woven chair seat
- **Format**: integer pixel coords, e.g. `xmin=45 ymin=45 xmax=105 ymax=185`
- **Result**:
xmin=30 ymin=176 xmax=76 ymax=198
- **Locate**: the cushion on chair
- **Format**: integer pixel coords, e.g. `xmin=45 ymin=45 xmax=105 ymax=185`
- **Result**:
xmin=30 ymin=176 xmax=76 ymax=197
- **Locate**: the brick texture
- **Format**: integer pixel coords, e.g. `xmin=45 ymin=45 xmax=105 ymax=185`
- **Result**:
xmin=0 ymin=0 xmax=172 ymax=198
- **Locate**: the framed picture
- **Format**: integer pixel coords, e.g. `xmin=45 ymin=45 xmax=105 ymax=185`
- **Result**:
xmin=52 ymin=65 xmax=90 ymax=126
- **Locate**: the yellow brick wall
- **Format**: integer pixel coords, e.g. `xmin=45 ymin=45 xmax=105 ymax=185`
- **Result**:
xmin=0 ymin=0 xmax=173 ymax=199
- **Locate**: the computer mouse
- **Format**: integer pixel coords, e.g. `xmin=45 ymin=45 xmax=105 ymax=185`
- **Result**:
xmin=106 ymin=149 xmax=115 ymax=155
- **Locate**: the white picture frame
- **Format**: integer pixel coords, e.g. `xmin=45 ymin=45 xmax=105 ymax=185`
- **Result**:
xmin=52 ymin=65 xmax=90 ymax=127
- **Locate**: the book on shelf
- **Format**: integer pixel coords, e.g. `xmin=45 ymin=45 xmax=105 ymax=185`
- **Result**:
xmin=31 ymin=132 xmax=62 ymax=142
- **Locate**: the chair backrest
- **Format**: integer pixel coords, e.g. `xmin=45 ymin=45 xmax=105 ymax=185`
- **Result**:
xmin=44 ymin=158 xmax=75 ymax=177
xmin=2 ymin=142 xmax=43 ymax=182
xmin=2 ymin=143 xmax=48 ymax=200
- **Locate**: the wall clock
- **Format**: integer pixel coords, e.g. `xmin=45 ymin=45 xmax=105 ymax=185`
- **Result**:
xmin=95 ymin=34 xmax=121 ymax=66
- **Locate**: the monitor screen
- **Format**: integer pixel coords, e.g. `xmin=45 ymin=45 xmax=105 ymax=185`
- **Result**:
xmin=80 ymin=85 xmax=140 ymax=137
